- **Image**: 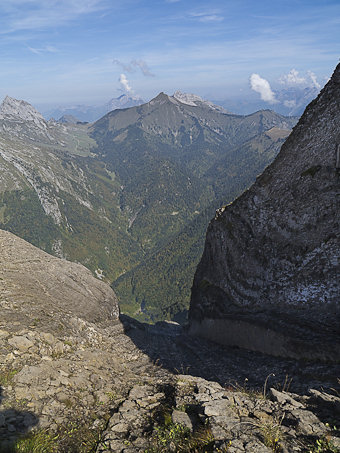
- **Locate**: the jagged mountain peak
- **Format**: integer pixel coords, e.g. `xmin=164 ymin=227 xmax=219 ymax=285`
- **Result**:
xmin=106 ymin=94 xmax=144 ymax=111
xmin=146 ymin=90 xmax=228 ymax=113
xmin=57 ymin=114 xmax=80 ymax=124
xmin=0 ymin=95 xmax=45 ymax=123
xmin=148 ymin=91 xmax=178 ymax=106
xmin=115 ymin=93 xmax=143 ymax=102
xmin=173 ymin=90 xmax=203 ymax=106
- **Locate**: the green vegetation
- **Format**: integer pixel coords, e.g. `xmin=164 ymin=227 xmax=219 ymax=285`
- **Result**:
xmin=112 ymin=129 xmax=286 ymax=322
xmin=11 ymin=430 xmax=59 ymax=453
xmin=258 ymin=418 xmax=283 ymax=452
xmin=10 ymin=419 xmax=105 ymax=453
xmin=113 ymin=207 xmax=213 ymax=321
xmin=0 ymin=189 xmax=59 ymax=254
xmin=56 ymin=188 xmax=142 ymax=281
xmin=0 ymin=101 xmax=296 ymax=322
xmin=0 ymin=156 xmax=143 ymax=282
xmin=146 ymin=419 xmax=214 ymax=453
xmin=309 ymin=436 xmax=339 ymax=453
xmin=0 ymin=368 xmax=18 ymax=386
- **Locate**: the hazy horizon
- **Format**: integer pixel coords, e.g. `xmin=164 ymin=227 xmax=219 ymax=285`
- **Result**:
xmin=1 ymin=0 xmax=338 ymax=109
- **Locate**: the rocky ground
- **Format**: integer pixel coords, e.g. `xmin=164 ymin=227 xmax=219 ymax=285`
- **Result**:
xmin=0 ymin=315 xmax=339 ymax=452
xmin=0 ymin=230 xmax=339 ymax=452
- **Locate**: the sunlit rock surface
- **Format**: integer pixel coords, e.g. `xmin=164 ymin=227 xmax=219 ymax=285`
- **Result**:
xmin=0 ymin=229 xmax=119 ymax=324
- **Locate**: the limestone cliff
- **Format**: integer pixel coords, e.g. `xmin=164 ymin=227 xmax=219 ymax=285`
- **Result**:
xmin=189 ymin=64 xmax=340 ymax=360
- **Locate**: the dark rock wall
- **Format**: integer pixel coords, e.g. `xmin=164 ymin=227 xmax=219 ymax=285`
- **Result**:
xmin=189 ymin=64 xmax=340 ymax=360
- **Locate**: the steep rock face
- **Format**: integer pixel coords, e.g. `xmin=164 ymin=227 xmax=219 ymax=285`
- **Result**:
xmin=0 ymin=96 xmax=141 ymax=280
xmin=0 ymin=229 xmax=119 ymax=325
xmin=0 ymin=96 xmax=55 ymax=143
xmin=189 ymin=64 xmax=340 ymax=360
xmin=0 ymin=96 xmax=45 ymax=124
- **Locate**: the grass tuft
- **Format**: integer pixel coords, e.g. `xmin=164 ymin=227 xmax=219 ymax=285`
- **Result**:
xmin=12 ymin=430 xmax=59 ymax=453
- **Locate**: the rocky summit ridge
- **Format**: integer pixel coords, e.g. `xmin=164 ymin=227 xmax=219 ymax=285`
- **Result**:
xmin=173 ymin=90 xmax=228 ymax=112
xmin=189 ymin=63 xmax=340 ymax=361
xmin=0 ymin=96 xmax=45 ymax=124
xmin=0 ymin=95 xmax=65 ymax=144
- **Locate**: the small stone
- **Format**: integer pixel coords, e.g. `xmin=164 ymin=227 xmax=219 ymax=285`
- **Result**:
xmin=309 ymin=389 xmax=340 ymax=415
xmin=270 ymin=389 xmax=304 ymax=408
xmin=40 ymin=332 xmax=56 ymax=345
xmin=331 ymin=437 xmax=340 ymax=449
xmin=172 ymin=410 xmax=193 ymax=431
xmin=110 ymin=422 xmax=129 ymax=435
xmin=204 ymin=399 xmax=228 ymax=417
xmin=291 ymin=409 xmax=327 ymax=436
xmin=8 ymin=336 xmax=34 ymax=352
xmin=53 ymin=342 xmax=64 ymax=355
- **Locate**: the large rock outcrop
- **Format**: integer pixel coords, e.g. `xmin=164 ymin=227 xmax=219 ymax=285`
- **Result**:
xmin=189 ymin=64 xmax=340 ymax=360
xmin=0 ymin=229 xmax=119 ymax=325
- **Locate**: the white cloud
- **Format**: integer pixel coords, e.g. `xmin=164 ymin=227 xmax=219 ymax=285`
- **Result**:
xmin=279 ymin=69 xmax=306 ymax=85
xmin=198 ymin=14 xmax=224 ymax=22
xmin=27 ymin=45 xmax=58 ymax=54
xmin=307 ymin=70 xmax=321 ymax=89
xmin=1 ymin=0 xmax=107 ymax=33
xmin=133 ymin=59 xmax=155 ymax=77
xmin=250 ymin=73 xmax=277 ymax=103
xmin=113 ymin=59 xmax=155 ymax=77
xmin=189 ymin=11 xmax=224 ymax=22
xmin=27 ymin=46 xmax=41 ymax=55
xmin=279 ymin=68 xmax=321 ymax=90
xmin=284 ymin=100 xmax=296 ymax=108
xmin=119 ymin=73 xmax=132 ymax=93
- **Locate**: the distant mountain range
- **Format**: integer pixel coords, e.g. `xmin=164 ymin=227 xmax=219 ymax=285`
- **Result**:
xmin=43 ymin=94 xmax=145 ymax=122
xmin=214 ymin=86 xmax=320 ymax=116
xmin=88 ymin=91 xmax=297 ymax=319
xmin=41 ymin=85 xmax=319 ymax=124
xmin=43 ymin=91 xmax=228 ymax=123
xmin=0 ymin=92 xmax=297 ymax=321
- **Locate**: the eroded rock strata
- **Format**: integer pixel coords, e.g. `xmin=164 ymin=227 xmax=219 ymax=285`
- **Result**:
xmin=189 ymin=64 xmax=340 ymax=360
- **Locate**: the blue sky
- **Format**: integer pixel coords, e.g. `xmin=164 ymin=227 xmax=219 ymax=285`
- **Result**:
xmin=0 ymin=0 xmax=339 ymax=107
